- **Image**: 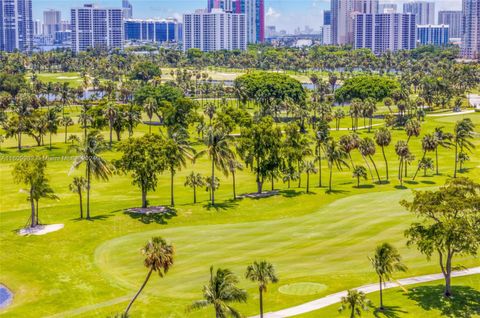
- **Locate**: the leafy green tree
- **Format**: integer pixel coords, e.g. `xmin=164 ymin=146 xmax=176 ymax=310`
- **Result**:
xmin=324 ymin=138 xmax=349 ymax=191
xmin=69 ymin=176 xmax=87 ymax=219
xmin=12 ymin=154 xmax=48 ymax=228
xmin=189 ymin=267 xmax=247 ymax=318
xmin=433 ymin=127 xmax=452 ymax=175
xmin=125 ymin=237 xmax=174 ymax=315
xmin=335 ymin=75 xmax=400 ymax=103
xmin=352 ymin=166 xmax=368 ymax=188
xmin=453 ymin=119 xmax=475 ymax=178
xmin=402 ymin=178 xmax=480 ymax=297
xmin=339 ymin=289 xmax=371 ymax=318
xmin=369 ymin=243 xmax=407 ymax=310
xmin=245 ymin=261 xmax=279 ymax=318
xmin=374 ymin=128 xmax=391 ymax=181
xmin=184 ymin=172 xmax=205 ymax=204
xmin=114 ymin=134 xmax=165 ymax=208
xmin=70 ymin=131 xmax=112 ymax=219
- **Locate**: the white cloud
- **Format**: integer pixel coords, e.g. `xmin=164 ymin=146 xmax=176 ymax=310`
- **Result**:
xmin=266 ymin=7 xmax=281 ymax=19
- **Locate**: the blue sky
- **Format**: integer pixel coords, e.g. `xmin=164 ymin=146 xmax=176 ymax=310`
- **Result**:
xmin=33 ymin=0 xmax=462 ymax=32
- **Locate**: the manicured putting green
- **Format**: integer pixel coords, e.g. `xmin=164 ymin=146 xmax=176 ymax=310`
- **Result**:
xmin=279 ymin=283 xmax=328 ymax=296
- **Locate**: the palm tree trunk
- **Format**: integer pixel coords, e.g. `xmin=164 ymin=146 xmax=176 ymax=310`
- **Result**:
xmin=125 ymin=268 xmax=153 ymax=315
xmin=363 ymin=155 xmax=374 ymax=181
xmin=79 ymin=191 xmax=83 ymax=219
xmin=170 ymin=169 xmax=175 ymax=207
xmin=306 ymin=172 xmax=310 ymax=193
xmin=232 ymin=172 xmax=236 ymax=200
xmin=141 ymin=185 xmax=147 ymax=208
xmin=86 ymin=163 xmax=91 ymax=220
xmin=149 ymin=115 xmax=152 ymax=134
xmin=18 ymin=131 xmax=22 ymax=151
xmin=109 ymin=124 xmax=113 ymax=147
xmin=211 ymin=157 xmax=215 ymax=205
xmin=381 ymin=146 xmax=388 ymax=181
xmin=369 ymin=156 xmax=381 ymax=183
xmin=329 ymin=164 xmax=333 ymax=192
xmin=30 ymin=187 xmax=36 ymax=228
xmin=413 ymin=151 xmax=426 ymax=180
xmin=379 ymin=276 xmax=384 ymax=309
xmin=259 ymin=288 xmax=264 ymax=318
xmin=49 ymin=132 xmax=52 ymax=150
xmin=435 ymin=148 xmax=439 ymax=175
xmin=297 ymin=161 xmax=301 ymax=188
xmin=65 ymin=126 xmax=68 ymax=143
xmin=193 ymin=185 xmax=197 ymax=204
xmin=454 ymin=143 xmax=458 ymax=178
xmin=318 ymin=148 xmax=322 ymax=187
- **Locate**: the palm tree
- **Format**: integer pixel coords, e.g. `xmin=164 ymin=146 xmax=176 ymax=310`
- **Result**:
xmin=228 ymin=159 xmax=243 ymax=200
xmin=60 ymin=116 xmax=74 ymax=143
xmin=339 ymin=133 xmax=360 ymax=168
xmin=324 ymin=138 xmax=349 ymax=192
xmin=374 ymin=128 xmax=391 ymax=181
xmin=304 ymin=160 xmax=318 ymax=193
xmin=412 ymin=133 xmax=437 ymax=180
xmin=143 ymin=97 xmax=158 ymax=134
xmin=369 ymin=243 xmax=407 ymax=310
xmin=184 ymin=172 xmax=205 ymax=204
xmin=352 ymin=166 xmax=368 ymax=188
xmin=433 ymin=127 xmax=452 ymax=175
xmin=453 ymin=118 xmax=475 ymax=178
xmin=125 ymin=237 xmax=174 ymax=315
xmin=45 ymin=108 xmax=59 ymax=150
xmin=418 ymin=157 xmax=434 ymax=177
xmin=359 ymin=138 xmax=380 ymax=183
xmin=245 ymin=261 xmax=279 ymax=318
xmin=405 ymin=119 xmax=421 ymax=144
xmin=315 ymin=121 xmax=329 ymax=187
xmin=105 ymin=102 xmax=118 ymax=147
xmin=394 ymin=141 xmax=409 ymax=186
xmin=69 ymin=131 xmax=112 ymax=220
xmin=339 ymin=289 xmax=371 ymax=318
xmin=204 ymin=102 xmax=216 ymax=125
xmin=69 ymin=176 xmax=87 ymax=219
xmin=189 ymin=266 xmax=247 ymax=318
xmin=202 ymin=127 xmax=235 ymax=205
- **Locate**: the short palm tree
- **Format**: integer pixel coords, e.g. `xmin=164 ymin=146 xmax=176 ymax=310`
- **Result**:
xmin=143 ymin=97 xmax=158 ymax=134
xmin=453 ymin=118 xmax=475 ymax=178
xmin=405 ymin=119 xmax=421 ymax=144
xmin=189 ymin=266 xmax=247 ymax=318
xmin=374 ymin=128 xmax=391 ymax=181
xmin=433 ymin=127 xmax=452 ymax=175
xmin=245 ymin=261 xmax=279 ymax=318
xmin=394 ymin=141 xmax=409 ymax=186
xmin=324 ymin=138 xmax=349 ymax=192
xmin=339 ymin=133 xmax=360 ymax=167
xmin=184 ymin=172 xmax=205 ymax=204
xmin=228 ymin=159 xmax=243 ymax=200
xmin=352 ymin=166 xmax=368 ymax=188
xmin=69 ymin=131 xmax=112 ymax=220
xmin=412 ymin=133 xmax=437 ymax=180
xmin=339 ymin=289 xmax=371 ymax=318
xmin=418 ymin=157 xmax=434 ymax=177
xmin=125 ymin=237 xmax=174 ymax=315
xmin=60 ymin=116 xmax=74 ymax=143
xmin=304 ymin=160 xmax=318 ymax=193
xmin=358 ymin=138 xmax=380 ymax=183
xmin=369 ymin=243 xmax=407 ymax=310
xmin=69 ymin=176 xmax=87 ymax=219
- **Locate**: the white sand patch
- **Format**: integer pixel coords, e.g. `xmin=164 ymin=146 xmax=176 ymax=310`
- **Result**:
xmin=18 ymin=224 xmax=64 ymax=236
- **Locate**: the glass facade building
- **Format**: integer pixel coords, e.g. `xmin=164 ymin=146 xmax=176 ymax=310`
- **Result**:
xmin=417 ymin=24 xmax=450 ymax=46
xmin=124 ymin=19 xmax=181 ymax=43
xmin=0 ymin=0 xmax=33 ymax=52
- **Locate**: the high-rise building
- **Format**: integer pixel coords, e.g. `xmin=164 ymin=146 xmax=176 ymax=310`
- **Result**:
xmin=70 ymin=4 xmax=123 ymax=53
xmin=461 ymin=0 xmax=480 ymax=59
xmin=354 ymin=13 xmax=416 ymax=54
xmin=43 ymin=9 xmax=61 ymax=35
xmin=183 ymin=8 xmax=247 ymax=52
xmin=122 ymin=0 xmax=132 ymax=19
xmin=379 ymin=3 xmax=397 ymax=13
xmin=33 ymin=19 xmax=41 ymax=35
xmin=0 ymin=0 xmax=33 ymax=52
xmin=124 ymin=19 xmax=182 ymax=43
xmin=438 ymin=11 xmax=463 ymax=39
xmin=403 ymin=1 xmax=435 ymax=25
xmin=323 ymin=10 xmax=331 ymax=25
xmin=321 ymin=25 xmax=332 ymax=45
xmin=331 ymin=0 xmax=378 ymax=45
xmin=417 ymin=25 xmax=450 ymax=46
xmin=208 ymin=0 xmax=235 ymax=12
xmin=266 ymin=25 xmax=276 ymax=38
xmin=60 ymin=20 xmax=70 ymax=32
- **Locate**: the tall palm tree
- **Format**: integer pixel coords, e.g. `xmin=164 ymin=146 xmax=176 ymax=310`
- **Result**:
xmin=339 ymin=289 xmax=371 ymax=318
xmin=105 ymin=102 xmax=118 ymax=147
xmin=69 ymin=131 xmax=112 ymax=220
xmin=433 ymin=127 xmax=452 ymax=175
xmin=125 ymin=237 xmax=174 ymax=315
xmin=395 ymin=140 xmax=409 ymax=186
xmin=60 ymin=116 xmax=74 ymax=143
xmin=228 ymin=159 xmax=243 ymax=200
xmin=143 ymin=97 xmax=158 ymax=134
xmin=202 ymin=127 xmax=235 ymax=205
xmin=189 ymin=266 xmax=247 ymax=318
xmin=69 ymin=176 xmax=87 ymax=219
xmin=304 ymin=160 xmax=318 ymax=193
xmin=324 ymin=138 xmax=349 ymax=192
xmin=405 ymin=119 xmax=421 ymax=144
xmin=184 ymin=172 xmax=205 ymax=204
xmin=369 ymin=243 xmax=407 ymax=310
xmin=245 ymin=261 xmax=279 ymax=318
xmin=413 ymin=133 xmax=437 ymax=180
xmin=453 ymin=118 xmax=475 ymax=178
xmin=359 ymin=138 xmax=380 ymax=183
xmin=374 ymin=128 xmax=391 ymax=181
xmin=315 ymin=121 xmax=329 ymax=187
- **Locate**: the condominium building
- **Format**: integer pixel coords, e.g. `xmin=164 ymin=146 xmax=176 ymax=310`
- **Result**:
xmin=438 ymin=11 xmax=463 ymax=39
xmin=323 ymin=10 xmax=331 ymax=25
xmin=33 ymin=19 xmax=41 ymax=35
xmin=321 ymin=25 xmax=332 ymax=45
xmin=379 ymin=3 xmax=397 ymax=14
xmin=403 ymin=1 xmax=435 ymax=25
xmin=417 ymin=25 xmax=450 ymax=46
xmin=122 ymin=0 xmax=132 ymax=19
xmin=43 ymin=9 xmax=61 ymax=36
xmin=354 ymin=13 xmax=416 ymax=54
xmin=124 ymin=19 xmax=182 ymax=43
xmin=0 ymin=0 xmax=33 ymax=52
xmin=71 ymin=4 xmax=123 ymax=53
xmin=183 ymin=8 xmax=247 ymax=52
xmin=461 ymin=0 xmax=480 ymax=59
xmin=331 ymin=0 xmax=378 ymax=45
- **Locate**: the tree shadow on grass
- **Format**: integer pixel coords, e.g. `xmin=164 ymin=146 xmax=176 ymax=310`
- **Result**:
xmin=421 ymin=180 xmax=436 ymax=185
xmin=394 ymin=185 xmax=408 ymax=190
xmin=280 ymin=189 xmax=303 ymax=198
xmin=326 ymin=189 xmax=349 ymax=194
xmin=203 ymin=199 xmax=239 ymax=212
xmin=355 ymin=184 xmax=375 ymax=189
xmin=407 ymin=285 xmax=480 ymax=318
xmin=404 ymin=180 xmax=419 ymax=185
xmin=125 ymin=209 xmax=177 ymax=225
xmin=373 ymin=306 xmax=408 ymax=318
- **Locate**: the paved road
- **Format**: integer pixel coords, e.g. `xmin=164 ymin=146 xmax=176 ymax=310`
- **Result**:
xmin=427 ymin=110 xmax=476 ymax=117
xmin=252 ymin=267 xmax=480 ymax=318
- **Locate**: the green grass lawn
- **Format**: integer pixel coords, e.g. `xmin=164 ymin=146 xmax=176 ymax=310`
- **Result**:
xmin=33 ymin=72 xmax=84 ymax=87
xmin=0 ymin=112 xmax=479 ymax=318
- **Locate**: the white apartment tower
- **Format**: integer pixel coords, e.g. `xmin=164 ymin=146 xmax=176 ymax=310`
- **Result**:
xmin=183 ymin=9 xmax=247 ymax=52
xmin=461 ymin=0 xmax=480 ymax=59
xmin=0 ymin=0 xmax=32 ymax=52
xmin=71 ymin=4 xmax=123 ymax=53
xmin=332 ymin=0 xmax=378 ymax=45
xmin=403 ymin=1 xmax=435 ymax=25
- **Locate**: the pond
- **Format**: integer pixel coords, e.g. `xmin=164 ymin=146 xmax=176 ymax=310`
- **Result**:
xmin=0 ymin=285 xmax=12 ymax=309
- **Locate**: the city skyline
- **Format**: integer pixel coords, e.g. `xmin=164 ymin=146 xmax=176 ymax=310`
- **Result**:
xmin=32 ymin=0 xmax=462 ymax=32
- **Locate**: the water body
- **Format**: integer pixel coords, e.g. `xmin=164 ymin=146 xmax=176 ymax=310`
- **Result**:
xmin=0 ymin=285 xmax=12 ymax=309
